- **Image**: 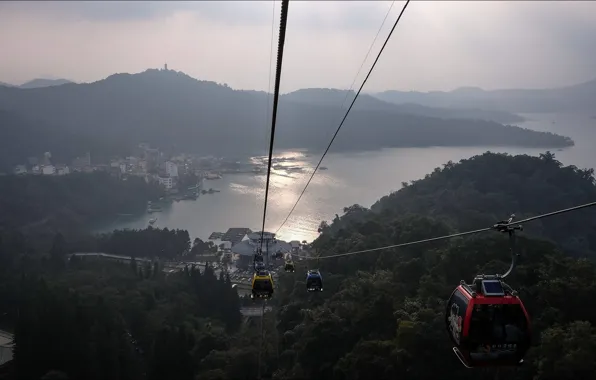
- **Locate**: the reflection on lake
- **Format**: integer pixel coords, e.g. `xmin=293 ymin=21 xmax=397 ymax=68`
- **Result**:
xmin=97 ymin=113 xmax=596 ymax=243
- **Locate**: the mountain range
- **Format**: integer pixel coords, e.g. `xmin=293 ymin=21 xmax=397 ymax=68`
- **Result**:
xmin=0 ymin=69 xmax=575 ymax=170
xmin=285 ymin=88 xmax=525 ymax=124
xmin=0 ymin=78 xmax=74 ymax=89
xmin=373 ymin=78 xmax=596 ymax=114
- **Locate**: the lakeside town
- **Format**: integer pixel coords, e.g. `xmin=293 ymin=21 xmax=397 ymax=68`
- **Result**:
xmin=9 ymin=142 xmax=324 ymax=288
xmin=8 ymin=143 xmax=326 ymax=198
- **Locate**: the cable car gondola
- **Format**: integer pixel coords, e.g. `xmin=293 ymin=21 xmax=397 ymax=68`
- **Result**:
xmin=445 ymin=219 xmax=531 ymax=368
xmin=306 ymin=269 xmax=323 ymax=292
xmin=253 ymin=253 xmax=264 ymax=271
xmin=284 ymin=259 xmax=295 ymax=272
xmin=251 ymin=270 xmax=274 ymax=300
xmin=446 ymin=275 xmax=531 ymax=368
xmin=254 ymin=261 xmax=265 ymax=272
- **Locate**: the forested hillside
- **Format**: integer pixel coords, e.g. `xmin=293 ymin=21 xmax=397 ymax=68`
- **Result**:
xmin=371 ymin=151 xmax=596 ymax=257
xmin=0 ymin=172 xmax=163 ymax=238
xmin=1 ymin=153 xmax=595 ymax=380
xmin=0 ymin=235 xmax=242 ymax=380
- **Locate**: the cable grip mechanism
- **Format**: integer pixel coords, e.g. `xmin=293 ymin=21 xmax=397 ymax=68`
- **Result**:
xmin=492 ymin=214 xmax=523 ymax=279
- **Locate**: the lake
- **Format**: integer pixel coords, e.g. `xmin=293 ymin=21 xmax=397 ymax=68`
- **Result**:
xmin=99 ymin=112 xmax=596 ymax=243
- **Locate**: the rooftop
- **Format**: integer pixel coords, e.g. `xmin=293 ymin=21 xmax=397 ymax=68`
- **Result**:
xmin=221 ymin=227 xmax=252 ymax=244
xmin=231 ymin=239 xmax=292 ymax=256
xmin=247 ymin=231 xmax=276 ymax=241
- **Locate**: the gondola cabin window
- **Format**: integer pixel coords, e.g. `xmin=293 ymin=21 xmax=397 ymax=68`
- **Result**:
xmin=254 ymin=279 xmax=272 ymax=291
xmin=468 ymin=304 xmax=529 ymax=354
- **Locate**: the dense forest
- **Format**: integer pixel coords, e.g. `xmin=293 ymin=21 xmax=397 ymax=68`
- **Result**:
xmin=68 ymin=227 xmax=217 ymax=260
xmin=0 ymin=69 xmax=573 ymax=168
xmin=1 ymin=152 xmax=595 ymax=379
xmin=0 ymin=172 xmax=163 ymax=239
xmin=372 ymin=151 xmax=596 ymax=257
xmin=0 ymin=110 xmax=131 ymax=171
xmin=0 ymin=232 xmax=242 ymax=380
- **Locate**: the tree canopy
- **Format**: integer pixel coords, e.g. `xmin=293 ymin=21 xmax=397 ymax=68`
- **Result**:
xmin=0 ymin=172 xmax=163 ymax=240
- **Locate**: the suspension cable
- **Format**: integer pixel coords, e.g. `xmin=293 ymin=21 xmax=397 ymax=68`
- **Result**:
xmin=260 ymin=0 xmax=290 ymax=252
xmin=296 ymin=200 xmax=596 ymax=260
xmin=275 ymin=0 xmax=411 ymax=235
xmin=264 ymin=0 xmax=276 ymax=148
xmin=338 ymin=1 xmax=396 ymax=115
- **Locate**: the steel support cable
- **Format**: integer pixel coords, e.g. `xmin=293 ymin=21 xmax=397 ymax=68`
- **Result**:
xmin=257 ymin=300 xmax=266 ymax=380
xmin=275 ymin=0 xmax=395 ymax=236
xmin=338 ymin=0 xmax=396 ymax=112
xmin=260 ymin=0 xmax=290 ymax=252
xmin=257 ymin=3 xmax=288 ymax=375
xmin=295 ymin=200 xmax=596 ymax=260
xmin=275 ymin=0 xmax=411 ymax=235
xmin=263 ymin=0 xmax=277 ymax=153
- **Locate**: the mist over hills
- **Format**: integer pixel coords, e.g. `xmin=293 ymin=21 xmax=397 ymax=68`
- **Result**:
xmin=373 ymin=78 xmax=596 ymax=113
xmin=0 ymin=69 xmax=573 ymax=169
xmin=285 ymin=88 xmax=525 ymax=124
xmin=0 ymin=78 xmax=75 ymax=89
xmin=19 ymin=78 xmax=75 ymax=89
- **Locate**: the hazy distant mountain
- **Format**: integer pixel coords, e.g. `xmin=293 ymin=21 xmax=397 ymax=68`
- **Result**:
xmin=19 ymin=78 xmax=74 ymax=89
xmin=286 ymin=88 xmax=525 ymax=123
xmin=373 ymin=78 xmax=596 ymax=113
xmin=0 ymin=81 xmax=14 ymax=87
xmin=0 ymin=69 xmax=573 ymax=169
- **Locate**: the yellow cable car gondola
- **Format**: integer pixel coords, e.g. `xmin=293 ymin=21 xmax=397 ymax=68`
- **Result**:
xmin=251 ymin=270 xmax=274 ymax=300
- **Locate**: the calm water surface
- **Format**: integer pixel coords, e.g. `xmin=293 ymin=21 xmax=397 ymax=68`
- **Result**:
xmin=98 ymin=113 xmax=596 ymax=242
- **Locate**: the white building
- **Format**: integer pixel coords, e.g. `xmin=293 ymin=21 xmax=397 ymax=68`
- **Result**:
xmin=13 ymin=165 xmax=27 ymax=175
xmin=158 ymin=176 xmax=173 ymax=189
xmin=165 ymin=161 xmax=178 ymax=177
xmin=231 ymin=231 xmax=292 ymax=267
xmin=31 ymin=165 xmax=41 ymax=175
xmin=56 ymin=165 xmax=70 ymax=175
xmin=42 ymin=165 xmax=56 ymax=175
xmin=222 ymin=241 xmax=232 ymax=255
xmin=290 ymin=240 xmax=301 ymax=252
xmin=119 ymin=163 xmax=127 ymax=174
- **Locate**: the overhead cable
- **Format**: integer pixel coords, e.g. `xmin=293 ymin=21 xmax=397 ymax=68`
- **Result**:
xmin=275 ymin=0 xmax=411 ymax=235
xmin=260 ymin=0 xmax=290 ymax=251
xmin=296 ymin=201 xmax=596 ymax=260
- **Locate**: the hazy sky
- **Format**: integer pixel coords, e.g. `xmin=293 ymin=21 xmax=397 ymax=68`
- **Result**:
xmin=1 ymin=1 xmax=595 ymax=93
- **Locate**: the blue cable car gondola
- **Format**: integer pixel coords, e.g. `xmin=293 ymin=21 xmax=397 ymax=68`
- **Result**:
xmin=306 ymin=269 xmax=323 ymax=292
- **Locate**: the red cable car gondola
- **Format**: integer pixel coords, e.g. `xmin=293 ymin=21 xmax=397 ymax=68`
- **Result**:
xmin=445 ymin=217 xmax=531 ymax=368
